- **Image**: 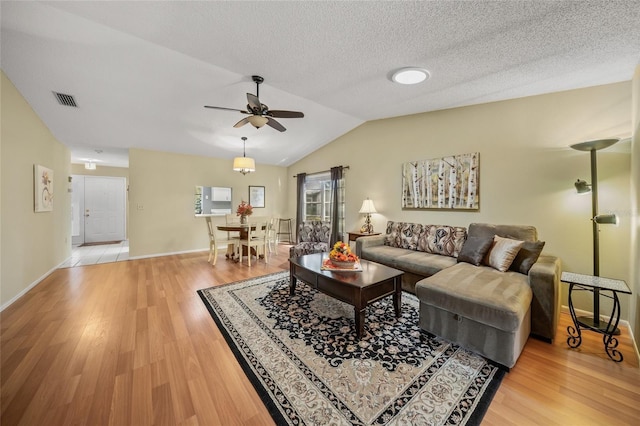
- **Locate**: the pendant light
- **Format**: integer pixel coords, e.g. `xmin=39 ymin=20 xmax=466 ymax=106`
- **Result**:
xmin=233 ymin=136 xmax=256 ymax=175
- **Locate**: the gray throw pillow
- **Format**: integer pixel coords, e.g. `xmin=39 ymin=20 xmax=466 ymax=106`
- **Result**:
xmin=457 ymin=236 xmax=494 ymax=266
xmin=510 ymin=240 xmax=545 ymax=274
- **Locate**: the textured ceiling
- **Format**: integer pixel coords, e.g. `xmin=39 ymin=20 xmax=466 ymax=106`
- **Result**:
xmin=2 ymin=1 xmax=639 ymax=168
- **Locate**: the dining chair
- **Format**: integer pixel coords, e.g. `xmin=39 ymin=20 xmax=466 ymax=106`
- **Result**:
xmin=235 ymin=220 xmax=269 ymax=266
xmin=205 ymin=216 xmax=235 ymax=266
xmin=225 ymin=213 xmax=241 ymax=229
xmin=249 ymin=215 xmax=269 ymax=225
xmin=267 ymin=217 xmax=279 ymax=254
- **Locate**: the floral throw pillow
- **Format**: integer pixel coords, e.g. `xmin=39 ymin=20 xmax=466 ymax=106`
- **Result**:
xmin=418 ymin=225 xmax=467 ymax=257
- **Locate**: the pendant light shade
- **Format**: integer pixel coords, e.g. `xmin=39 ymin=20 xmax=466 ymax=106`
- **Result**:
xmin=233 ymin=157 xmax=256 ymax=174
xmin=233 ymin=136 xmax=255 ymax=175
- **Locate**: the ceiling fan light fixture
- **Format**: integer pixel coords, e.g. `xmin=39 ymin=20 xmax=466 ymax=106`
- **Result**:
xmin=247 ymin=115 xmax=268 ymax=128
xmin=391 ymin=67 xmax=430 ymax=85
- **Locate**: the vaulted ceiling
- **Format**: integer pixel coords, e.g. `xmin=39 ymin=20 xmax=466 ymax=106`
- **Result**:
xmin=2 ymin=1 xmax=639 ymax=168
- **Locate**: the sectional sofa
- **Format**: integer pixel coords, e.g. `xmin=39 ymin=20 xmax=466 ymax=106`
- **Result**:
xmin=355 ymin=222 xmax=561 ymax=368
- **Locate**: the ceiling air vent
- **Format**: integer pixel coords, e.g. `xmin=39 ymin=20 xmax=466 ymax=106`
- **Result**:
xmin=53 ymin=92 xmax=78 ymax=107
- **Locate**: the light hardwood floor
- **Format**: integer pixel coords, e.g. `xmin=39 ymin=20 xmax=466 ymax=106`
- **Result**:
xmin=2 ymin=248 xmax=639 ymax=425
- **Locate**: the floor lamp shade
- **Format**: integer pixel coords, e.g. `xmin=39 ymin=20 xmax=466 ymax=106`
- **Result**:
xmin=593 ymin=214 xmax=619 ymax=225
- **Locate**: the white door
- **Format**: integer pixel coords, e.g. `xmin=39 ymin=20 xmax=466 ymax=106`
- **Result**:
xmin=84 ymin=176 xmax=126 ymax=243
xmin=71 ymin=175 xmax=85 ymax=245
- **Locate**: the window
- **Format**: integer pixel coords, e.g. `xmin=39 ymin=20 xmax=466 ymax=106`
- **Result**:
xmin=303 ymin=172 xmax=344 ymax=237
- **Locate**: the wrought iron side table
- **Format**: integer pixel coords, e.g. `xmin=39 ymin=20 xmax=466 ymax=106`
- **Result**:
xmin=561 ymin=271 xmax=631 ymax=362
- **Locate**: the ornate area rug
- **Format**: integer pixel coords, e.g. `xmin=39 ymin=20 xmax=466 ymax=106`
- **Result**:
xmin=198 ymin=271 xmax=504 ymax=425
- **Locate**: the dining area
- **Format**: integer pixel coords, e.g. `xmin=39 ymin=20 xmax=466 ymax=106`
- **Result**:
xmin=205 ymin=214 xmax=281 ymax=267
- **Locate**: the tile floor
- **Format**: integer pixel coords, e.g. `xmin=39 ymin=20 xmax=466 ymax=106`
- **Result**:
xmin=59 ymin=240 xmax=129 ymax=268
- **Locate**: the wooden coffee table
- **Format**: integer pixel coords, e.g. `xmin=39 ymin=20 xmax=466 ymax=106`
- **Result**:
xmin=289 ymin=253 xmax=404 ymax=339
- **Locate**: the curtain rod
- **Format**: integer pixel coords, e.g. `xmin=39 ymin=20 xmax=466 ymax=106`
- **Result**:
xmin=292 ymin=165 xmax=349 ymax=178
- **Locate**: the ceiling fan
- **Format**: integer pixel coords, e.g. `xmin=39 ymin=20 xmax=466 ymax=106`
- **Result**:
xmin=204 ymin=75 xmax=304 ymax=132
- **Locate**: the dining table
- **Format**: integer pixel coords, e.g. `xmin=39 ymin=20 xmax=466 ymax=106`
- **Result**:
xmin=217 ymin=224 xmax=265 ymax=259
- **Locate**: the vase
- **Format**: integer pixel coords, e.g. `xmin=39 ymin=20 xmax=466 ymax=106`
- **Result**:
xmin=240 ymin=215 xmax=247 ymax=224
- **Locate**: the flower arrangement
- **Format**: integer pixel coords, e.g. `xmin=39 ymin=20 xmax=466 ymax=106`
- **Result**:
xmin=329 ymin=241 xmax=359 ymax=263
xmin=236 ymin=200 xmax=253 ymax=217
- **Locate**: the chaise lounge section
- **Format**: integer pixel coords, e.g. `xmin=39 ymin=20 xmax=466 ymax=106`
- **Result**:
xmin=356 ymin=222 xmax=561 ymax=368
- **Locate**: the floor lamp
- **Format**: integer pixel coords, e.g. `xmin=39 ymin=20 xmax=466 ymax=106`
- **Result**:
xmin=570 ymin=138 xmax=619 ymax=332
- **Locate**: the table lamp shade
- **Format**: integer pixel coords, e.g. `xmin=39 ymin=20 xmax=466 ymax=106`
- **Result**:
xmin=359 ymin=199 xmax=377 ymax=214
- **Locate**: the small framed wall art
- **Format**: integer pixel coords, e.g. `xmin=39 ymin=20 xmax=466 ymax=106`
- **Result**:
xmin=249 ymin=185 xmax=265 ymax=208
xmin=402 ymin=152 xmax=479 ymax=210
xmin=34 ymin=164 xmax=54 ymax=212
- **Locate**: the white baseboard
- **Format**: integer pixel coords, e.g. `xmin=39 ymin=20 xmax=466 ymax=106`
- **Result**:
xmin=0 ymin=257 xmax=71 ymax=312
xmin=127 ymin=247 xmax=208 ymax=260
xmin=560 ymin=304 xmax=630 ymax=328
xmin=2 ymin=248 xmax=212 ymax=311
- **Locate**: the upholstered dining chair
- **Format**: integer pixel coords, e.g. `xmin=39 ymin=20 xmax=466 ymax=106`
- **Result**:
xmin=205 ymin=216 xmax=235 ymax=266
xmin=235 ymin=220 xmax=269 ymax=266
xmin=289 ymin=221 xmax=331 ymax=258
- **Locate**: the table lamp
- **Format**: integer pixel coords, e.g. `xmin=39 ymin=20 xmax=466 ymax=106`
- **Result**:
xmin=359 ymin=198 xmax=377 ymax=233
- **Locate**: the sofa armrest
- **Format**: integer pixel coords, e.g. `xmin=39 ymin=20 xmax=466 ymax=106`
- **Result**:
xmin=355 ymin=234 xmax=386 ymax=257
xmin=527 ymin=254 xmax=562 ymax=342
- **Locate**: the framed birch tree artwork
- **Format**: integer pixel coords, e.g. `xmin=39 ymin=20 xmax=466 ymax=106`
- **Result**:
xmin=402 ymin=152 xmax=479 ymax=210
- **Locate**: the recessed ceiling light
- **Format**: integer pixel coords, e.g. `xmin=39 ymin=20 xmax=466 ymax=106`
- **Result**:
xmin=390 ymin=67 xmax=430 ymax=85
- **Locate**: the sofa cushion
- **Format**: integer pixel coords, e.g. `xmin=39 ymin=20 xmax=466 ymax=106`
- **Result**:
xmin=510 ymin=240 xmax=545 ymax=274
xmin=361 ymin=245 xmax=415 ymax=268
xmin=484 ymin=236 xmax=524 ymax=272
xmin=457 ymin=236 xmax=494 ymax=266
xmin=384 ymin=221 xmax=423 ymax=250
xmin=289 ymin=242 xmax=329 ymax=258
xmin=417 ymin=225 xmax=467 ymax=257
xmin=468 ymin=223 xmax=537 ymax=242
xmin=298 ymin=221 xmax=330 ymax=243
xmin=394 ymin=251 xmax=458 ymax=277
xmin=415 ymin=262 xmax=532 ymax=332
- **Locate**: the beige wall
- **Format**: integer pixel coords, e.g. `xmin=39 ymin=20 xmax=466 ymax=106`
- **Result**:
xmin=631 ymin=65 xmax=640 ymax=346
xmin=71 ymin=163 xmax=129 ymax=178
xmin=70 ymin=164 xmax=130 ymax=238
xmin=128 ymin=148 xmax=289 ymax=258
xmin=288 ymin=82 xmax=633 ymax=321
xmin=1 ymin=71 xmax=71 ymax=308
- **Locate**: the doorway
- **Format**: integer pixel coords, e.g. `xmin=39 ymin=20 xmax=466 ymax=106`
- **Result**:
xmin=72 ymin=175 xmax=126 ymax=245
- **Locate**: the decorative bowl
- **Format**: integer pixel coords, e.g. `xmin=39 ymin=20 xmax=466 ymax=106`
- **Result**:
xmin=330 ymin=259 xmax=357 ymax=269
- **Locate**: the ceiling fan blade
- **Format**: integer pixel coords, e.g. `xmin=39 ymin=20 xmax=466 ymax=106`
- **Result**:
xmin=204 ymin=105 xmax=249 ymax=114
xmin=233 ymin=117 xmax=251 ymax=128
xmin=268 ymin=110 xmax=304 ymax=118
xmin=246 ymin=93 xmax=261 ymax=112
xmin=266 ymin=117 xmax=286 ymax=132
